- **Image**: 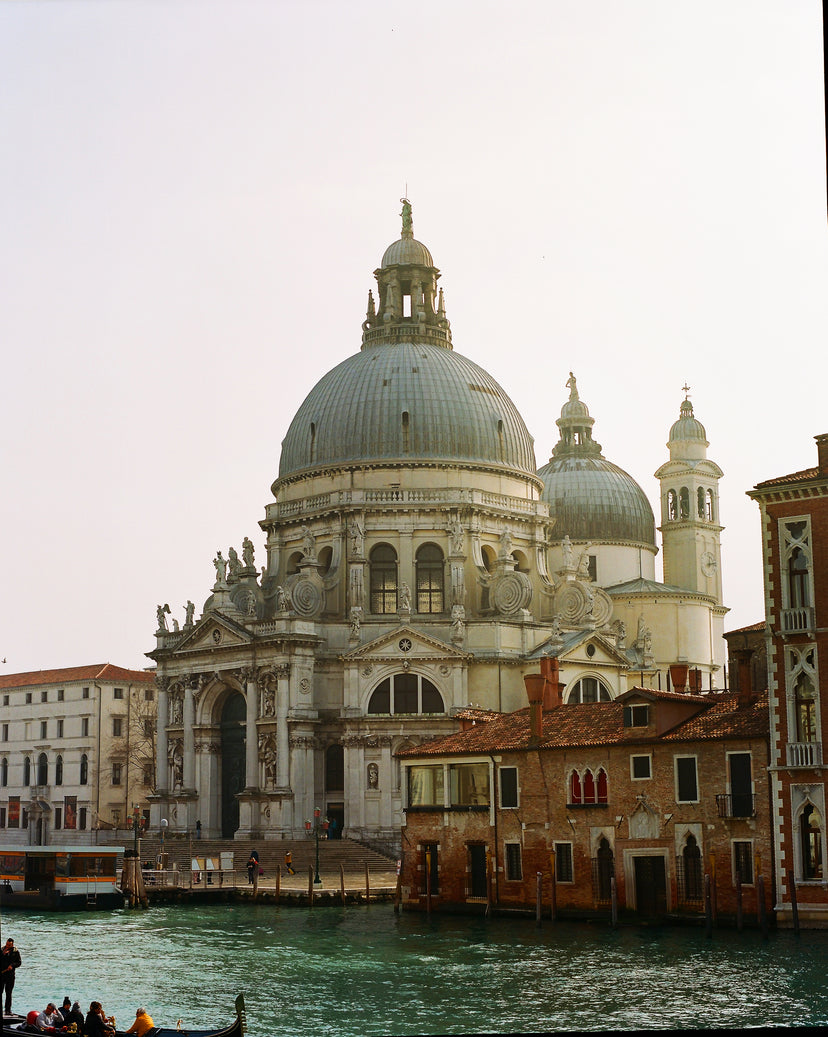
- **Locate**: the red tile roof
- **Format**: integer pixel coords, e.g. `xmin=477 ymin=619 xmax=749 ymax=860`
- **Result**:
xmin=753 ymin=466 xmax=822 ymax=489
xmin=398 ymin=692 xmax=768 ymax=757
xmin=724 ymin=621 xmax=765 ymax=635
xmin=0 ymin=664 xmax=155 ymax=690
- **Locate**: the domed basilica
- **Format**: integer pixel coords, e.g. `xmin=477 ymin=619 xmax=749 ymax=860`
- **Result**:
xmin=148 ymin=202 xmax=727 ymax=850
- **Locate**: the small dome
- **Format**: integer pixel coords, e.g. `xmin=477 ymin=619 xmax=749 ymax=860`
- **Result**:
xmin=669 ymin=399 xmax=707 ymax=444
xmin=381 ymin=235 xmax=434 ymax=269
xmin=538 ymin=455 xmax=656 ymax=547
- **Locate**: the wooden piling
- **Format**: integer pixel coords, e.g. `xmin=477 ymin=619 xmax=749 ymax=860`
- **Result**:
xmin=610 ymin=876 xmax=617 ymax=928
xmin=308 ymin=865 xmax=314 ymax=906
xmin=425 ymin=850 xmax=432 ymax=916
xmin=549 ymin=850 xmax=557 ymax=922
xmin=365 ymin=862 xmax=370 ymax=904
xmin=788 ymin=869 xmax=800 ymax=936
xmin=535 ymin=872 xmax=542 ymax=927
xmin=735 ymin=873 xmax=743 ymax=931
xmin=275 ymin=864 xmax=281 ymax=904
xmin=704 ymin=874 xmax=712 ymax=937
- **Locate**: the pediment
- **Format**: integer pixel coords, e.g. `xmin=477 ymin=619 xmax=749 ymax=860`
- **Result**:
xmin=532 ymin=632 xmax=630 ymax=669
xmin=346 ymin=625 xmax=467 ymax=663
xmin=171 ymin=612 xmax=254 ymax=654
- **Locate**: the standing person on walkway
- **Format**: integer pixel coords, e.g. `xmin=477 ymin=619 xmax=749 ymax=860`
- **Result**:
xmin=1 ymin=938 xmax=21 ymax=1016
xmin=284 ymin=851 xmax=296 ymax=875
xmin=246 ymin=849 xmax=259 ymax=884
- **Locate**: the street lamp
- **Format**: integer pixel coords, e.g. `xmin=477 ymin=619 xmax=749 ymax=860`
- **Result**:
xmin=131 ymin=805 xmax=141 ymax=857
xmin=160 ymin=818 xmax=168 ymax=861
xmin=305 ymin=807 xmax=329 ymax=884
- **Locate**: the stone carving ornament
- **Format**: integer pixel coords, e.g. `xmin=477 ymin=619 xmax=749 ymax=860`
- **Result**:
xmin=291 ymin=575 xmax=323 ymax=618
xmin=490 ymin=570 xmax=532 ymax=615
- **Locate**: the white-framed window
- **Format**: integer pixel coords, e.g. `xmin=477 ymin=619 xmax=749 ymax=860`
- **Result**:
xmin=780 ymin=517 xmax=813 ymax=610
xmin=112 ymin=763 xmax=122 ymax=786
xmin=675 ymin=755 xmax=699 ymax=803
xmin=554 ymin=842 xmax=574 ymax=883
xmin=112 ymin=718 xmax=123 ymax=737
xmin=499 ymin=767 xmax=519 ymax=808
xmin=630 ymin=754 xmax=652 ymax=780
xmin=504 ymin=842 xmax=523 ymax=881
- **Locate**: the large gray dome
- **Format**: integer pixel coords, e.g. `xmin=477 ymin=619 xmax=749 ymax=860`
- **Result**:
xmin=537 ymin=455 xmax=656 ymax=546
xmin=278 ymin=341 xmax=537 ymax=481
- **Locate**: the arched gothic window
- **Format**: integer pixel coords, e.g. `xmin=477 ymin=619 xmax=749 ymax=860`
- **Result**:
xmin=368 ymin=674 xmax=444 ymax=715
xmin=795 ymin=674 xmax=817 ymax=743
xmin=55 ymin=755 xmax=63 ymax=786
xmin=789 ymin=547 xmax=810 ymax=609
xmin=569 ymin=770 xmax=582 ymax=805
xmin=682 ymin=834 xmax=703 ymax=901
xmin=80 ymin=753 xmax=88 ymax=786
xmin=567 ymin=677 xmax=612 ymax=704
xmin=37 ymin=753 xmax=48 ymax=786
xmin=23 ymin=757 xmax=31 ymax=785
xmin=370 ymin=544 xmax=398 ymax=614
xmin=801 ymin=804 xmax=824 ymax=880
xmin=568 ymin=767 xmax=608 ymax=805
xmin=415 ymin=543 xmax=444 ymax=613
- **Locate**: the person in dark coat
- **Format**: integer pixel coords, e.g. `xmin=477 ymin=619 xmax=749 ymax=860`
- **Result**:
xmin=1 ymin=938 xmax=21 ymax=1015
xmin=66 ymin=1002 xmax=85 ymax=1034
xmin=84 ymin=1003 xmax=113 ymax=1037
xmin=246 ymin=850 xmax=259 ymax=884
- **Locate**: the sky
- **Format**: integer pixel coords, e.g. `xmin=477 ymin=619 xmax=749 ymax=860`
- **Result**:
xmin=1 ymin=0 xmax=826 ymax=675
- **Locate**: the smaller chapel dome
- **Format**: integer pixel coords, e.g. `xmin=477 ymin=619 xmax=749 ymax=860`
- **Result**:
xmin=669 ymin=398 xmax=708 ymax=444
xmin=381 ymin=236 xmax=434 ymax=268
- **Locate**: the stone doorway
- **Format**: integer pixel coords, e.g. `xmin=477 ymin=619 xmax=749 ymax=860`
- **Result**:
xmin=633 ymin=855 xmax=667 ymax=917
xmin=220 ymin=692 xmax=246 ymax=838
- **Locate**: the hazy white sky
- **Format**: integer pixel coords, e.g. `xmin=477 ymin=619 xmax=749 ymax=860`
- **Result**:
xmin=1 ymin=0 xmax=826 ymax=675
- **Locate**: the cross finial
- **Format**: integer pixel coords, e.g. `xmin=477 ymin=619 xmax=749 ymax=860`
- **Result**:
xmin=682 ymin=383 xmax=691 ymax=400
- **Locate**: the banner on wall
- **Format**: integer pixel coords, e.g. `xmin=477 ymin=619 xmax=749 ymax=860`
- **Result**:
xmin=64 ymin=796 xmax=77 ymax=830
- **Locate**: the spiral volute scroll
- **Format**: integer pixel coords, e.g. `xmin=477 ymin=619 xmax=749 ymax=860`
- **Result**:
xmin=291 ymin=575 xmax=323 ymax=618
xmin=491 ymin=571 xmax=532 ymax=615
xmin=554 ymin=582 xmax=590 ymax=624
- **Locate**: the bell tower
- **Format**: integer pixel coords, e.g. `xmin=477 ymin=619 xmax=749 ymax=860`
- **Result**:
xmin=655 ymin=389 xmax=724 ymax=602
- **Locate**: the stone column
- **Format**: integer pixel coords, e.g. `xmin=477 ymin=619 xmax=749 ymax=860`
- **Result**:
xmin=290 ymin=734 xmax=316 ymax=832
xmin=156 ymin=677 xmax=170 ymax=791
xmin=380 ymin=737 xmax=393 ymax=828
xmin=276 ymin=665 xmax=290 ymax=788
xmin=244 ymin=669 xmax=259 ymax=790
xmin=183 ymin=683 xmax=195 ymax=789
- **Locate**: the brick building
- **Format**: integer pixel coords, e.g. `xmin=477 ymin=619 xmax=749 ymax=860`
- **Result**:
xmin=398 ymin=662 xmax=771 ymax=923
xmin=0 ymin=664 xmax=157 ymax=843
xmin=748 ymin=434 xmax=828 ymax=926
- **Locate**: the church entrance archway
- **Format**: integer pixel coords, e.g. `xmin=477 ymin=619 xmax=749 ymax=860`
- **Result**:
xmin=220 ymin=692 xmax=246 ymax=838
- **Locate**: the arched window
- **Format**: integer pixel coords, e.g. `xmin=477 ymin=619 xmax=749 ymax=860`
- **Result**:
xmin=596 ymin=768 xmax=608 ymax=803
xmin=801 ymin=804 xmax=823 ymax=880
xmin=583 ymin=769 xmax=595 ymax=803
xmin=0 ymin=758 xmax=7 ymax=787
xmin=795 ymin=674 xmax=817 ymax=743
xmin=367 ymin=674 xmax=444 ymax=715
xmin=55 ymin=755 xmax=63 ymax=786
xmin=679 ymin=487 xmax=690 ymax=519
xmin=37 ymin=753 xmax=48 ymax=786
xmin=697 ymin=487 xmax=705 ymax=519
xmin=567 ymin=677 xmax=612 ymax=704
xmin=789 ymin=547 xmax=810 ymax=608
xmin=317 ymin=546 xmax=333 ymax=576
xmin=416 ymin=543 xmax=444 ymax=613
xmin=23 ymin=757 xmax=31 ymax=785
xmin=706 ymin=489 xmax=715 ymax=522
xmin=511 ymin=550 xmax=530 ymax=574
xmin=286 ymin=552 xmax=303 ymax=576
xmin=569 ymin=771 xmax=582 ymax=805
xmin=80 ymin=753 xmax=88 ymax=785
xmin=596 ymin=837 xmax=614 ymax=901
xmin=682 ymin=834 xmax=703 ymax=901
xmin=370 ymin=544 xmax=398 ymax=614
xmin=667 ymin=490 xmax=678 ymax=521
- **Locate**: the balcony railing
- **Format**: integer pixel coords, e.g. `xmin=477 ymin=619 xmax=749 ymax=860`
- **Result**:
xmin=786 ymin=741 xmax=823 ymax=768
xmin=716 ymin=793 xmax=756 ymax=819
xmin=780 ymin=607 xmax=815 ymax=634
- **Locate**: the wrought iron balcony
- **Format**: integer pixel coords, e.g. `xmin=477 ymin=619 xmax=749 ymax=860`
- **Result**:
xmin=786 ymin=741 xmax=823 ymax=768
xmin=716 ymin=793 xmax=756 ymax=819
xmin=780 ymin=607 xmax=815 ymax=634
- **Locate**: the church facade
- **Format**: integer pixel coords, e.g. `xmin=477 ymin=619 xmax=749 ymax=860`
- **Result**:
xmin=147 ymin=203 xmax=728 ymax=851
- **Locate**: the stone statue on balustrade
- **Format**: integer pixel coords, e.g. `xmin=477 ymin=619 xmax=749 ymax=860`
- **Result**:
xmin=156 ymin=603 xmax=170 ymax=632
xmin=213 ymin=551 xmax=228 ymax=586
xmin=242 ymin=536 xmax=255 ymax=569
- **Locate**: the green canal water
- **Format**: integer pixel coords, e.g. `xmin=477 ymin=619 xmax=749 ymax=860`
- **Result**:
xmin=4 ymin=904 xmax=828 ymax=1034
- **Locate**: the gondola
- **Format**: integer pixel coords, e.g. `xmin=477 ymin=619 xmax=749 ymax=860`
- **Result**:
xmin=2 ymin=994 xmax=246 ymax=1037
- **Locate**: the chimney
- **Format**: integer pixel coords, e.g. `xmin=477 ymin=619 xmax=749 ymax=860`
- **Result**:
xmin=688 ymin=668 xmax=702 ymax=695
xmin=539 ymin=654 xmax=564 ymax=708
xmin=669 ymin=663 xmax=689 ymax=694
xmin=524 ymin=673 xmax=546 ymax=742
xmin=817 ymin=434 xmax=828 ymax=474
xmin=734 ymin=648 xmax=753 ymax=705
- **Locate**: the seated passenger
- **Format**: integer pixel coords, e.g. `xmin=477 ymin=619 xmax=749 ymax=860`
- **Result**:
xmin=125 ymin=1008 xmax=154 ymax=1037
xmin=65 ymin=1002 xmax=85 ymax=1034
xmin=35 ymin=1003 xmax=64 ymax=1031
xmin=84 ymin=1003 xmax=114 ymax=1037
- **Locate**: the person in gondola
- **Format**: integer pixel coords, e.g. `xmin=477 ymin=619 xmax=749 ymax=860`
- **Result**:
xmin=246 ymin=849 xmax=259 ymax=884
xmin=125 ymin=1008 xmax=154 ymax=1037
xmin=34 ymin=1002 xmax=63 ymax=1030
xmin=1 ymin=938 xmax=22 ymax=1016
xmin=65 ymin=1002 xmax=85 ymax=1034
xmin=84 ymin=1003 xmax=114 ymax=1037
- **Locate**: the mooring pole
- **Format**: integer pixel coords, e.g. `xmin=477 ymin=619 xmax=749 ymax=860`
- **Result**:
xmin=536 ymin=872 xmax=542 ymax=927
xmin=735 ymin=873 xmax=743 ymax=932
xmin=610 ymin=876 xmax=618 ymax=928
xmin=788 ymin=869 xmax=800 ymax=936
xmin=704 ymin=874 xmax=712 ymax=938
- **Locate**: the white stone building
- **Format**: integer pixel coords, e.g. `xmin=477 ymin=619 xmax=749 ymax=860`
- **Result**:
xmin=0 ymin=663 xmax=157 ymax=844
xmin=148 ymin=202 xmax=727 ymax=852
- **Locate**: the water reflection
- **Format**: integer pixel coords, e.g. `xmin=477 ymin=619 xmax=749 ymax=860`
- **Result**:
xmin=5 ymin=904 xmax=828 ymax=1034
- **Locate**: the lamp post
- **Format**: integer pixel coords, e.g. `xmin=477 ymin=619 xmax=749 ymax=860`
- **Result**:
xmin=305 ymin=807 xmax=329 ymax=884
xmin=131 ymin=805 xmax=141 ymax=857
